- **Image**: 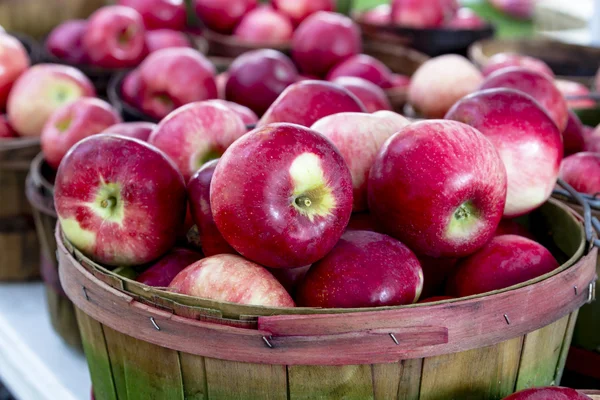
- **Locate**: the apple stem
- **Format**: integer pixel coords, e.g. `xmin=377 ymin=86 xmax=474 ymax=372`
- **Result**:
xmin=295 ymin=196 xmax=312 ymax=208
xmin=101 ymin=196 xmax=117 ymax=209
xmin=454 ymin=204 xmax=470 ymax=220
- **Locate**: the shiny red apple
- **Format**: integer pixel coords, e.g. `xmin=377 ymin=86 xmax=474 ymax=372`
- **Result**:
xmin=0 ymin=33 xmax=30 ymax=111
xmin=559 ymin=152 xmax=600 ymax=195
xmin=272 ymin=0 xmax=335 ymax=26
xmin=204 ymin=99 xmax=258 ymax=126
xmin=45 ymin=20 xmax=89 ymax=64
xmin=332 ymin=76 xmax=392 ymax=113
xmin=391 ymin=0 xmax=445 ymax=28
xmin=327 ymin=54 xmax=394 ymax=89
xmin=502 ymin=386 xmax=592 ymax=400
xmin=144 ymin=29 xmax=191 ymax=53
xmin=562 ymin=110 xmax=586 ymax=156
xmin=99 ymin=121 xmax=157 ymax=141
xmin=482 ymin=53 xmax=554 ymax=78
xmin=137 ymin=248 xmax=203 ymax=287
xmin=194 ymin=0 xmax=257 ymax=34
xmin=234 ymin=6 xmax=293 ymax=45
xmin=118 ymin=0 xmax=187 ymax=31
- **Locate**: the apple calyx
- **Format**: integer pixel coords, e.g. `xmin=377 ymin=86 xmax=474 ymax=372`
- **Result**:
xmin=53 ymin=83 xmax=79 ymax=104
xmin=56 ymin=115 xmax=73 ymax=133
xmin=195 ymin=148 xmax=221 ymax=169
xmin=118 ymin=25 xmax=136 ymax=45
xmin=92 ymin=180 xmax=124 ymax=223
xmin=446 ymin=200 xmax=482 ymax=239
xmin=289 ymin=152 xmax=336 ymax=222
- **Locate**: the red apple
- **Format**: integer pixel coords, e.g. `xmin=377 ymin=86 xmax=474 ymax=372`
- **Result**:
xmin=419 ymin=296 xmax=455 ymax=303
xmin=83 ymin=6 xmax=146 ymax=69
xmin=120 ymin=69 xmax=142 ymax=107
xmin=291 ymin=11 xmax=362 ymax=77
xmin=268 ymin=265 xmax=311 ymax=295
xmin=419 ymin=255 xmax=458 ymax=299
xmin=311 ymin=110 xmax=409 ymax=211
xmin=480 ymin=67 xmax=568 ymax=131
xmin=169 ymin=254 xmax=295 ymax=306
xmin=149 ymin=101 xmax=246 ymax=181
xmin=502 ymin=386 xmax=592 ymax=400
xmin=555 ymin=79 xmax=595 ymax=109
xmin=216 ymin=72 xmax=228 ymax=99
xmin=193 ymin=0 xmax=257 ymax=34
xmin=100 ymin=122 xmax=156 ymax=142
xmin=54 ymin=134 xmax=187 ymax=266
xmin=118 ymin=0 xmax=187 ymax=31
xmin=562 ymin=110 xmax=586 ymax=156
xmin=204 ymin=99 xmax=258 ymax=126
xmin=0 ymin=33 xmax=30 ymax=111
xmin=145 ymin=29 xmax=191 ymax=53
xmin=272 ymin=0 xmax=335 ymax=26
xmin=446 ymin=8 xmax=486 ymax=29
xmin=327 ymin=54 xmax=394 ymax=89
xmin=408 ymin=54 xmax=483 ymax=118
xmin=345 ymin=212 xmax=380 ymax=232
xmin=489 ymin=0 xmax=535 ymax=20
xmin=447 ymin=235 xmax=559 ymax=297
xmin=368 ymin=120 xmax=507 ymax=257
xmin=7 ymin=64 xmax=95 ymax=137
xmin=332 ymin=77 xmax=392 ymax=113
xmin=494 ymin=219 xmax=535 ymax=240
xmin=225 ymin=49 xmax=298 ymax=116
xmin=391 ymin=74 xmax=411 ymax=89
xmin=584 ymin=125 xmax=600 ymax=153
xmin=45 ymin=20 xmax=89 ymax=64
xmin=559 ymin=152 xmax=600 ymax=195
xmin=296 ymin=230 xmax=424 ymax=308
xmin=137 ymin=248 xmax=202 ymax=287
xmin=391 ymin=0 xmax=445 ymax=28
xmin=41 ymin=98 xmax=122 ymax=170
xmin=211 ymin=123 xmax=353 ymax=268
xmin=0 ymin=115 xmax=16 ymax=139
xmin=234 ymin=6 xmax=293 ymax=45
xmin=258 ymin=80 xmax=366 ymax=127
xmin=446 ymin=88 xmax=562 ymax=217
xmin=482 ymin=53 xmax=554 ymax=79
xmin=138 ymin=48 xmax=217 ymax=119
xmin=359 ymin=5 xmax=391 ymax=25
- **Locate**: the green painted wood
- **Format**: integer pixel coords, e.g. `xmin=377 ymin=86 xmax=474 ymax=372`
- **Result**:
xmin=288 ymin=365 xmax=374 ymax=400
xmin=179 ymin=353 xmax=208 ymax=400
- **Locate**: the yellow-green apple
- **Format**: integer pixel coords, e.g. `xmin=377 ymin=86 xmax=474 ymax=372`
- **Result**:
xmin=502 ymin=387 xmax=592 ymax=400
xmin=258 ymin=80 xmax=366 ymax=127
xmin=45 ymin=20 xmax=89 ymax=64
xmin=562 ymin=110 xmax=586 ymax=156
xmin=148 ymin=101 xmax=246 ymax=181
xmin=555 ymin=79 xmax=595 ymax=109
xmin=187 ymin=159 xmax=237 ymax=256
xmin=225 ymin=49 xmax=298 ymax=115
xmin=494 ymin=219 xmax=535 ymax=240
xmin=327 ymin=54 xmax=394 ymax=89
xmin=391 ymin=0 xmax=445 ymax=28
xmin=54 ymin=134 xmax=187 ymax=266
xmin=138 ymin=48 xmax=217 ymax=119
xmin=193 ymin=0 xmax=257 ymax=33
xmin=145 ymin=29 xmax=191 ymax=53
xmin=446 ymin=8 xmax=485 ymax=29
xmin=408 ymin=55 xmax=483 ymax=118
xmin=7 ymin=64 xmax=95 ymax=137
xmin=489 ymin=0 xmax=535 ymax=20
xmin=0 ymin=33 xmax=30 ymax=110
xmin=203 ymin=99 xmax=258 ymax=126
xmin=100 ymin=121 xmax=157 ymax=141
xmin=358 ymin=5 xmax=391 ymax=25
xmin=332 ymin=76 xmax=392 ymax=113
xmin=0 ymin=115 xmax=16 ymax=138
xmin=169 ymin=254 xmax=295 ymax=306
xmin=272 ymin=0 xmax=335 ymax=26
xmin=82 ymin=6 xmax=146 ymax=69
xmin=559 ymin=152 xmax=600 ymax=195
xmin=296 ymin=230 xmax=424 ymax=307
xmin=446 ymin=88 xmax=562 ymax=217
xmin=368 ymin=120 xmax=507 ymax=257
xmin=41 ymin=97 xmax=121 ymax=170
xmin=482 ymin=53 xmax=554 ymax=78
xmin=234 ymin=6 xmax=293 ymax=45
xmin=118 ymin=0 xmax=187 ymax=31
xmin=291 ymin=11 xmax=362 ymax=77
xmin=311 ymin=110 xmax=409 ymax=211
xmin=211 ymin=123 xmax=353 ymax=268
xmin=480 ymin=67 xmax=568 ymax=132
xmin=137 ymin=248 xmax=202 ymax=287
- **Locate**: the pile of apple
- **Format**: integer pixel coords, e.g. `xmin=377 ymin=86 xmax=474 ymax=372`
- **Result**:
xmin=502 ymin=386 xmax=592 ymax=400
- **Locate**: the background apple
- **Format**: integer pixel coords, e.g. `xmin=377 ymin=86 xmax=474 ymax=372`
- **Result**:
xmin=446 ymin=8 xmax=485 ymax=29
xmin=332 ymin=76 xmax=392 ymax=113
xmin=327 ymin=54 xmax=394 ymax=89
xmin=120 ymin=69 xmax=142 ymax=106
xmin=0 ymin=115 xmax=16 ymax=139
xmin=359 ymin=5 xmax=391 ymax=25
xmin=145 ymin=29 xmax=191 ymax=53
xmin=137 ymin=248 xmax=203 ymax=287
xmin=204 ymin=99 xmax=258 ymax=126
xmin=118 ymin=0 xmax=187 ymax=31
xmin=45 ymin=20 xmax=89 ymax=64
xmin=489 ymin=0 xmax=535 ymax=20
xmin=555 ymin=79 xmax=596 ymax=109
xmin=0 ymin=33 xmax=30 ymax=111
xmin=391 ymin=0 xmax=445 ymax=28
xmin=502 ymin=386 xmax=592 ymax=400
xmin=559 ymin=152 xmax=600 ymax=195
xmin=272 ymin=0 xmax=335 ymax=26
xmin=193 ymin=0 xmax=257 ymax=33
xmin=100 ymin=121 xmax=157 ymax=141
xmin=562 ymin=110 xmax=586 ymax=156
xmin=391 ymin=74 xmax=411 ymax=89
xmin=482 ymin=53 xmax=554 ymax=78
xmin=234 ymin=6 xmax=293 ymax=45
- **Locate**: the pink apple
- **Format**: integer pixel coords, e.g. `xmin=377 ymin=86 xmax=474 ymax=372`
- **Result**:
xmin=446 ymin=8 xmax=486 ymax=29
xmin=258 ymin=80 xmax=366 ymax=127
xmin=204 ymin=99 xmax=258 ymax=126
xmin=559 ymin=152 xmax=600 ymax=195
xmin=327 ymin=54 xmax=394 ymax=89
xmin=0 ymin=33 xmax=30 ymax=111
xmin=311 ymin=110 xmax=409 ymax=211
xmin=446 ymin=88 xmax=562 ymax=217
xmin=45 ymin=20 xmax=89 ymax=64
xmin=194 ymin=0 xmax=257 ymax=34
xmin=391 ymin=74 xmax=411 ymax=89
xmin=419 ymin=296 xmax=455 ymax=303
xmin=169 ymin=254 xmax=295 ymax=306
xmin=54 ymin=134 xmax=187 ymax=266
xmin=408 ymin=54 xmax=483 ymax=118
xmin=137 ymin=248 xmax=203 ymax=287
xmin=0 ymin=115 xmax=16 ymax=139
xmin=296 ymin=230 xmax=424 ymax=308
xmin=447 ymin=235 xmax=559 ymax=297
xmin=482 ymin=53 xmax=554 ymax=79
xmin=584 ymin=125 xmax=600 ymax=152
xmin=494 ymin=219 xmax=535 ymax=240
xmin=225 ymin=49 xmax=298 ymax=116
xmin=149 ymin=101 xmax=246 ymax=181
xmin=100 ymin=122 xmax=157 ymax=142
xmin=234 ymin=6 xmax=293 ymax=45
xmin=368 ymin=120 xmax=507 ymax=257
xmin=211 ymin=123 xmax=353 ymax=268
xmin=555 ymin=79 xmax=595 ymax=109
xmin=419 ymin=255 xmax=458 ymax=299
xmin=268 ymin=265 xmax=311 ymax=295
xmin=145 ymin=29 xmax=191 ymax=53
xmin=502 ymin=386 xmax=592 ymax=400
xmin=118 ymin=0 xmax=187 ymax=31
xmin=291 ymin=11 xmax=362 ymax=77
xmin=489 ymin=0 xmax=535 ymax=20
xmin=7 ymin=64 xmax=95 ymax=137
xmin=83 ymin=6 xmax=146 ymax=69
xmin=120 ymin=69 xmax=142 ymax=107
xmin=562 ymin=110 xmax=586 ymax=156
xmin=359 ymin=5 xmax=392 ymax=25
xmin=391 ymin=0 xmax=445 ymax=28
xmin=138 ymin=48 xmax=217 ymax=119
xmin=272 ymin=0 xmax=335 ymax=26
xmin=332 ymin=77 xmax=392 ymax=113
xmin=41 ymin=98 xmax=121 ymax=170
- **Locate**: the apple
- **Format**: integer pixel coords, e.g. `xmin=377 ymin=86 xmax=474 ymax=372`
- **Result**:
xmin=7 ymin=64 xmax=95 ymax=137
xmin=137 ymin=248 xmax=203 ymax=287
xmin=291 ymin=11 xmax=362 ymax=77
xmin=327 ymin=54 xmax=394 ymax=89
xmin=359 ymin=5 xmax=391 ymax=25
xmin=391 ymin=74 xmax=411 ymax=89
xmin=100 ymin=122 xmax=157 ymax=141
xmin=482 ymin=53 xmax=554 ymax=79
xmin=272 ymin=0 xmax=335 ymax=26
xmin=45 ymin=20 xmax=89 ymax=64
xmin=225 ymin=49 xmax=298 ymax=116
xmin=555 ymin=79 xmax=595 ymax=109
xmin=559 ymin=152 xmax=600 ymax=195
xmin=169 ymin=254 xmax=295 ymax=307
xmin=296 ymin=230 xmax=424 ymax=308
xmin=446 ymin=8 xmax=486 ymax=29
xmin=54 ymin=134 xmax=187 ymax=266
xmin=138 ymin=48 xmax=217 ymax=120
xmin=234 ymin=6 xmax=293 ymax=45
xmin=584 ymin=125 xmax=600 ymax=153
xmin=502 ymin=386 xmax=592 ymax=400
xmin=204 ymin=99 xmax=258 ymax=126
xmin=345 ymin=212 xmax=380 ymax=232
xmin=494 ymin=219 xmax=535 ymax=240
xmin=489 ymin=0 xmax=535 ymax=20
xmin=216 ymin=72 xmax=228 ymax=99
xmin=419 ymin=255 xmax=458 ymax=299
xmin=268 ymin=265 xmax=311 ymax=295
xmin=0 ymin=33 xmax=30 ymax=111
xmin=562 ymin=110 xmax=586 ymax=156
xmin=83 ymin=6 xmax=146 ymax=69
xmin=368 ymin=120 xmax=507 ymax=258
xmin=258 ymin=80 xmax=366 ymax=127
xmin=391 ymin=0 xmax=445 ymax=28
xmin=408 ymin=54 xmax=483 ymax=119
xmin=0 ymin=115 xmax=16 ymax=139
xmin=332 ymin=77 xmax=392 ymax=113
xmin=41 ymin=98 xmax=122 ymax=170
xmin=193 ymin=0 xmax=257 ymax=34
xmin=118 ymin=0 xmax=187 ymax=31
xmin=145 ymin=29 xmax=191 ymax=53
xmin=148 ymin=101 xmax=246 ymax=181
xmin=419 ymin=296 xmax=454 ymax=303
xmin=480 ymin=67 xmax=568 ymax=132
xmin=120 ymin=69 xmax=142 ymax=107
xmin=311 ymin=110 xmax=409 ymax=211
xmin=446 ymin=88 xmax=562 ymax=217
xmin=211 ymin=123 xmax=353 ymax=268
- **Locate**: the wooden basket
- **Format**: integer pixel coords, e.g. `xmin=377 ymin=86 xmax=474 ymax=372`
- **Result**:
xmin=25 ymin=152 xmax=82 ymax=350
xmin=58 ymin=199 xmax=597 ymax=400
xmin=582 ymin=390 xmax=600 ymax=399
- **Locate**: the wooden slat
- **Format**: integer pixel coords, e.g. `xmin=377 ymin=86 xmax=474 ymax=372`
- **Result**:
xmin=45 ymin=286 xmax=81 ymax=350
xmin=288 ymin=364 xmax=373 ymax=400
xmin=397 ymin=359 xmax=423 ymax=400
xmin=372 ymin=363 xmax=401 ymax=400
xmin=179 ymin=353 xmax=207 ymax=400
xmin=554 ymin=310 xmax=578 ymax=384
